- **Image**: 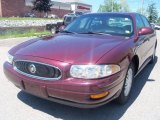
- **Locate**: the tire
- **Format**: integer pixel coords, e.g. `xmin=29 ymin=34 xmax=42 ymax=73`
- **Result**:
xmin=116 ymin=63 xmax=135 ymax=104
xmin=149 ymin=44 xmax=156 ymax=64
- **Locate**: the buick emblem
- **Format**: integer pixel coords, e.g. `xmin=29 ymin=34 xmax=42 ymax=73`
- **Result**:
xmin=28 ymin=64 xmax=36 ymax=74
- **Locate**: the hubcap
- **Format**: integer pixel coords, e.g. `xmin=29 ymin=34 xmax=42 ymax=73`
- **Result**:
xmin=124 ymin=68 xmax=133 ymax=97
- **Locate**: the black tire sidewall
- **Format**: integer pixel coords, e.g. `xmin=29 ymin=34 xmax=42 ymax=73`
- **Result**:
xmin=150 ymin=44 xmax=156 ymax=64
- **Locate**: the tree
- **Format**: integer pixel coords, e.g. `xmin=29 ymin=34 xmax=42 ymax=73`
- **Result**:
xmin=98 ymin=0 xmax=121 ymax=12
xmin=32 ymin=0 xmax=53 ymax=16
xmin=136 ymin=8 xmax=147 ymax=16
xmin=147 ymin=2 xmax=158 ymax=23
xmin=98 ymin=0 xmax=129 ymax=12
xmin=120 ymin=0 xmax=130 ymax=12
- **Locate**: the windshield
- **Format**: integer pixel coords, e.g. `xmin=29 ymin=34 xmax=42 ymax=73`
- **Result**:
xmin=64 ymin=14 xmax=134 ymax=36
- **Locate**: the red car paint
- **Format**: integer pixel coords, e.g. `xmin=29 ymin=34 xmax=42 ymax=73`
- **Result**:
xmin=3 ymin=13 xmax=157 ymax=108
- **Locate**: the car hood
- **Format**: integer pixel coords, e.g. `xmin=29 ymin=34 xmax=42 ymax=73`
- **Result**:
xmin=12 ymin=34 xmax=126 ymax=64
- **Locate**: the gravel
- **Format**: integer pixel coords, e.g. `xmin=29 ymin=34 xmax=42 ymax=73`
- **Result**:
xmin=0 ymin=20 xmax=62 ymax=27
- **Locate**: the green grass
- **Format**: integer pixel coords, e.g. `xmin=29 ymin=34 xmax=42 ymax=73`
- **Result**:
xmin=0 ymin=17 xmax=62 ymax=20
xmin=0 ymin=28 xmax=52 ymax=39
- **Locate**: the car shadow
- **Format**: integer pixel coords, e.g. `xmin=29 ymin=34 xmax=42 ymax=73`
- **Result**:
xmin=17 ymin=57 xmax=158 ymax=120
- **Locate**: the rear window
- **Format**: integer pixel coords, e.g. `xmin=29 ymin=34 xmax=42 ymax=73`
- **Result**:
xmin=108 ymin=17 xmax=133 ymax=34
xmin=65 ymin=17 xmax=72 ymax=22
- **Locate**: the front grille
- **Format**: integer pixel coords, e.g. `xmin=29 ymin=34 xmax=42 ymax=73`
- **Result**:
xmin=13 ymin=60 xmax=61 ymax=80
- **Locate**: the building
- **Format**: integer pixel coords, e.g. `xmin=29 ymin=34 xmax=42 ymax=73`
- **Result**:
xmin=70 ymin=2 xmax=92 ymax=13
xmin=0 ymin=0 xmax=92 ymax=18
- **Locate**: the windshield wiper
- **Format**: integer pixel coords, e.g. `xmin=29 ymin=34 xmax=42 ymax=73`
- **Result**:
xmin=60 ymin=30 xmax=76 ymax=34
xmin=61 ymin=31 xmax=111 ymax=35
xmin=79 ymin=31 xmax=111 ymax=36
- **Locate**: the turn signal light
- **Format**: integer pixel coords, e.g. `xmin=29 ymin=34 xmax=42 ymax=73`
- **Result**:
xmin=90 ymin=92 xmax=109 ymax=99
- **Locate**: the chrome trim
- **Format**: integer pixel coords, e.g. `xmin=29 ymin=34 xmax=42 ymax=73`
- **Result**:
xmin=13 ymin=60 xmax=62 ymax=81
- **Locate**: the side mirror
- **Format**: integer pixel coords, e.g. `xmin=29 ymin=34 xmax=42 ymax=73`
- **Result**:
xmin=138 ymin=27 xmax=154 ymax=36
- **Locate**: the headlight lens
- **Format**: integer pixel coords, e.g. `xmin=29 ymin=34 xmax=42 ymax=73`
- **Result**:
xmin=7 ymin=53 xmax=14 ymax=64
xmin=70 ymin=65 xmax=120 ymax=79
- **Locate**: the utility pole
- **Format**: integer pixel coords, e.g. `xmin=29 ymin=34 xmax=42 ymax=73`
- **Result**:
xmin=141 ymin=0 xmax=144 ymax=14
xmin=112 ymin=0 xmax=114 ymax=12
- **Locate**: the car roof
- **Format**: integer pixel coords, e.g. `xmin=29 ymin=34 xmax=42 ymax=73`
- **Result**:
xmin=84 ymin=12 xmax=139 ymax=17
xmin=65 ymin=15 xmax=78 ymax=18
xmin=64 ymin=14 xmax=80 ymax=17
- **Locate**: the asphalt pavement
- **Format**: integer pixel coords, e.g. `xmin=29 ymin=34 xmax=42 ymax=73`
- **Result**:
xmin=0 ymin=32 xmax=160 ymax=120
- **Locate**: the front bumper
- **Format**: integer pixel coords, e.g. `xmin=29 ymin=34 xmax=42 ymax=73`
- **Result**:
xmin=3 ymin=61 xmax=125 ymax=108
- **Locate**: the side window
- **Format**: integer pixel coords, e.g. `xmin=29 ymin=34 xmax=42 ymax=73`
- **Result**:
xmin=136 ymin=15 xmax=144 ymax=29
xmin=141 ymin=16 xmax=151 ymax=27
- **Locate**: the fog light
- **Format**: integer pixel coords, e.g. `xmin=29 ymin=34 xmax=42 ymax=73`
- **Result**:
xmin=90 ymin=92 xmax=109 ymax=99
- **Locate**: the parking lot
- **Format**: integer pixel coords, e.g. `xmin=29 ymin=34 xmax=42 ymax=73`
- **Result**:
xmin=0 ymin=32 xmax=160 ymax=120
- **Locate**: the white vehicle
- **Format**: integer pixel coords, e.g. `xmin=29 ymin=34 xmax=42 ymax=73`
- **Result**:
xmin=44 ymin=14 xmax=59 ymax=19
xmin=46 ymin=14 xmax=79 ymax=34
xmin=155 ymin=24 xmax=160 ymax=30
xmin=24 ymin=12 xmax=36 ymax=17
xmin=151 ymin=23 xmax=160 ymax=30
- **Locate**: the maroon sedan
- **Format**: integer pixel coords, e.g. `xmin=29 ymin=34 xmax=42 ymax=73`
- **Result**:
xmin=4 ymin=13 xmax=157 ymax=108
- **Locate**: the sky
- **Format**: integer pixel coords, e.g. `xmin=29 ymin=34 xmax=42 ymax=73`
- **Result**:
xmin=82 ymin=0 xmax=160 ymax=16
xmin=54 ymin=0 xmax=160 ymax=16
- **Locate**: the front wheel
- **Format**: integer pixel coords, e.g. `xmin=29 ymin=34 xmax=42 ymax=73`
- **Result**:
xmin=116 ymin=63 xmax=134 ymax=104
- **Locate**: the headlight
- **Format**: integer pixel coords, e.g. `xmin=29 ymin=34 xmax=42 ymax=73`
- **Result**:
xmin=70 ymin=65 xmax=120 ymax=79
xmin=7 ymin=53 xmax=14 ymax=64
